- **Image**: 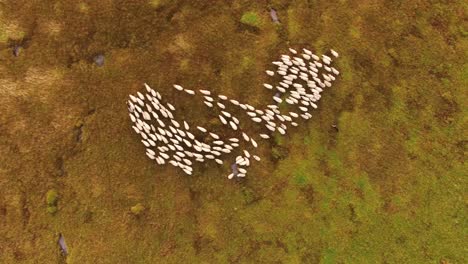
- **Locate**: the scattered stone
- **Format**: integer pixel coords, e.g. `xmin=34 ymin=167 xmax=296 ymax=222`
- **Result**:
xmin=58 ymin=233 xmax=68 ymax=255
xmin=231 ymin=163 xmax=239 ymax=177
xmin=12 ymin=45 xmax=21 ymax=57
xmin=93 ymin=54 xmax=105 ymax=66
xmin=269 ymin=8 xmax=280 ymax=24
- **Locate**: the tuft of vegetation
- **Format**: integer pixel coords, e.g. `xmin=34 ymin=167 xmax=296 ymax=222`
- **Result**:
xmin=130 ymin=203 xmax=145 ymax=216
xmin=46 ymin=190 xmax=58 ymax=205
xmin=46 ymin=189 xmax=59 ymax=214
xmin=149 ymin=0 xmax=167 ymax=8
xmin=47 ymin=206 xmax=58 ymax=214
xmin=271 ymin=147 xmax=282 ymax=160
xmin=78 ymin=2 xmax=89 ymax=13
xmin=240 ymin=11 xmax=260 ymax=27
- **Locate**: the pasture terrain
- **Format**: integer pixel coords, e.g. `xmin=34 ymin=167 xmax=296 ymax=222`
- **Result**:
xmin=0 ymin=0 xmax=466 ymax=263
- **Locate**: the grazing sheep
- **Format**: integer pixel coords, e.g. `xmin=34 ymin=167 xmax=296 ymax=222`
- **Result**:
xmin=128 ymin=48 xmax=340 ymax=180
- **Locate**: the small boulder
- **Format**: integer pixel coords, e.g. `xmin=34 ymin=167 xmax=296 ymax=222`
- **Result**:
xmin=269 ymin=8 xmax=280 ymax=24
xmin=12 ymin=45 xmax=22 ymax=57
xmin=93 ymin=54 xmax=105 ymax=66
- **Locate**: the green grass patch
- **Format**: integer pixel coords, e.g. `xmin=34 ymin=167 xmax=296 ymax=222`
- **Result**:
xmin=46 ymin=189 xmax=58 ymax=205
xmin=46 ymin=189 xmax=59 ymax=214
xmin=240 ymin=11 xmax=260 ymax=27
xmin=130 ymin=203 xmax=145 ymax=215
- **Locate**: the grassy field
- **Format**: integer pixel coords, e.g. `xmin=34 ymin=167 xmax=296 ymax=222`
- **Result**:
xmin=0 ymin=0 xmax=466 ymax=263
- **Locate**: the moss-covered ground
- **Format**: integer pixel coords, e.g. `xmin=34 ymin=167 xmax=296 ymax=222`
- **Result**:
xmin=0 ymin=0 xmax=466 ymax=263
